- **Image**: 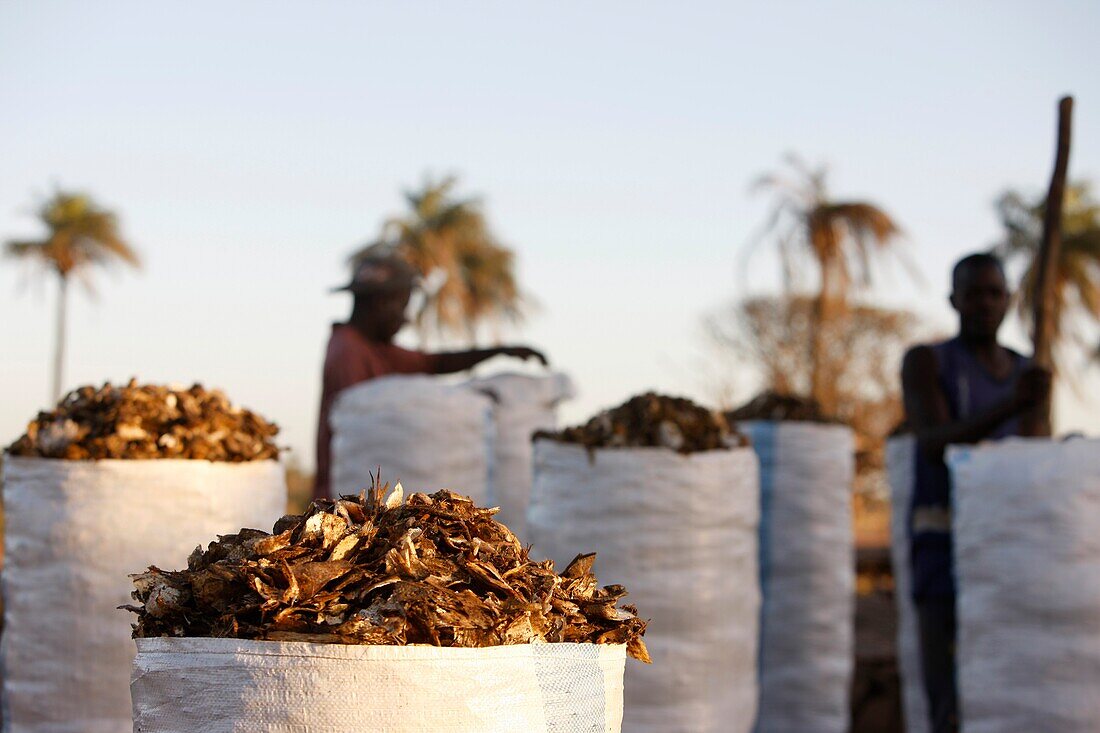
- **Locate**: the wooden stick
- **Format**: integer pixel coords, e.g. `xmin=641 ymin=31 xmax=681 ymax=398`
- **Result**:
xmin=1024 ymin=95 xmax=1073 ymax=436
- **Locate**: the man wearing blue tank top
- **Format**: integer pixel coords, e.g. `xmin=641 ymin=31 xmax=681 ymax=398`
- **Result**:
xmin=900 ymin=252 xmax=1051 ymax=733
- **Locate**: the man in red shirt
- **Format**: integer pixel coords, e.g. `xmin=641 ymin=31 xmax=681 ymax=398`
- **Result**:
xmin=314 ymin=253 xmax=547 ymax=499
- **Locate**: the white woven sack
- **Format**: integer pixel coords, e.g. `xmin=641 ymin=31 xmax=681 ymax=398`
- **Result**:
xmin=329 ymin=375 xmax=493 ymax=502
xmin=528 ymin=440 xmax=760 ymax=733
xmin=0 ymin=457 xmax=286 ymax=733
xmin=466 ymin=371 xmax=574 ymax=538
xmin=948 ymin=438 xmax=1100 ymax=733
xmin=885 ymin=436 xmax=930 ymax=733
xmin=131 ymin=637 xmax=626 ymax=732
xmin=741 ymin=421 xmax=854 ymax=733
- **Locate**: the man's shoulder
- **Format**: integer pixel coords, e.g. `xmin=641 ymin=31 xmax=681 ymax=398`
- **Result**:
xmin=902 ymin=340 xmax=955 ymax=393
xmin=904 ymin=337 xmax=958 ymax=364
xmin=325 ymin=324 xmax=373 ymax=365
xmin=324 ymin=327 xmax=435 ymax=375
xmin=903 ymin=341 xmax=942 ymax=367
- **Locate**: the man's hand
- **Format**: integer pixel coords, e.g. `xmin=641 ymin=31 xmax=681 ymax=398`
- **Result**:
xmin=498 ymin=346 xmax=548 ymax=366
xmin=1014 ymin=366 xmax=1053 ymax=411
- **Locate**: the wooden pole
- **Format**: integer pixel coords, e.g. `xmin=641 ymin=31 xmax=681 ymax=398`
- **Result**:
xmin=1024 ymin=95 xmax=1073 ymax=436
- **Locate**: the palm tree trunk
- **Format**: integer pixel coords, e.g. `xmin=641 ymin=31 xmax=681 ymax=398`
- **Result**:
xmin=52 ymin=274 xmax=68 ymax=403
xmin=811 ymin=257 xmax=844 ymax=416
xmin=810 ymin=294 xmax=832 ymax=414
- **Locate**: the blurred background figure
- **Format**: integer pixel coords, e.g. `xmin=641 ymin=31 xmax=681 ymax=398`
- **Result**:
xmin=900 ymin=252 xmax=1051 ymax=733
xmin=313 ymin=249 xmax=546 ymax=500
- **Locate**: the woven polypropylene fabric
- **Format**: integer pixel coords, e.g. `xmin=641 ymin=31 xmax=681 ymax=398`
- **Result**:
xmin=528 ymin=441 xmax=760 ymax=733
xmin=329 ymin=375 xmax=493 ymax=501
xmin=0 ymin=458 xmax=286 ymax=733
xmin=130 ymin=638 xmax=626 ymax=732
xmin=744 ymin=422 xmax=854 ymax=733
xmin=466 ymin=371 xmax=574 ymax=538
xmin=949 ymin=438 xmax=1100 ymax=733
xmin=885 ymin=436 xmax=930 ymax=733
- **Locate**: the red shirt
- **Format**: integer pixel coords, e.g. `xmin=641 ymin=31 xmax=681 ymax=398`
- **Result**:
xmin=314 ymin=324 xmax=439 ymax=499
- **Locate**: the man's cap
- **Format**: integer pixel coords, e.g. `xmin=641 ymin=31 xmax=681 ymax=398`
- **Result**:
xmin=332 ymin=251 xmax=419 ymax=296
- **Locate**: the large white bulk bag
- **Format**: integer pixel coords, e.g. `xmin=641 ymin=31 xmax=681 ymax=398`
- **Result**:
xmin=0 ymin=457 xmax=286 ymax=733
xmin=329 ymin=374 xmax=493 ymax=502
xmin=528 ymin=440 xmax=760 ymax=733
xmin=467 ymin=371 xmax=574 ymax=538
xmin=131 ymin=637 xmax=626 ymax=732
xmin=948 ymin=437 xmax=1100 ymax=733
xmin=741 ymin=421 xmax=854 ymax=733
xmin=885 ymin=435 xmax=930 ymax=733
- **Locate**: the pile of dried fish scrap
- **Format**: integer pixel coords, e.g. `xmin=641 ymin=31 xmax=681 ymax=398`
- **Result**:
xmin=125 ymin=480 xmax=650 ymax=661
xmin=537 ymin=392 xmax=742 ymax=453
xmin=725 ymin=391 xmax=837 ymax=424
xmin=6 ymin=380 xmax=280 ymax=461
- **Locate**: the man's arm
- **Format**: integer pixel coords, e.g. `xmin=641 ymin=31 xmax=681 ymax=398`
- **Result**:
xmin=901 ymin=345 xmax=1022 ymax=460
xmin=431 ymin=345 xmax=548 ymax=375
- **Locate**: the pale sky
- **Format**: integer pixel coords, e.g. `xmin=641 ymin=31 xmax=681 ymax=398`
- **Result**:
xmin=2 ymin=2 xmax=1098 ymax=470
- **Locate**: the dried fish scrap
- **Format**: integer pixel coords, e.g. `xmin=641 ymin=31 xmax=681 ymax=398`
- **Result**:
xmin=725 ymin=391 xmax=837 ymax=424
xmin=537 ymin=392 xmax=742 ymax=453
xmin=6 ymin=379 xmax=280 ymax=461
xmin=125 ymin=481 xmax=649 ymax=662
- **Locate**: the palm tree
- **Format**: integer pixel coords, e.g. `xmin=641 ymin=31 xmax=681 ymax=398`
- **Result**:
xmin=752 ymin=155 xmax=905 ymax=414
xmin=995 ymin=182 xmax=1100 ymax=374
xmin=351 ymin=177 xmax=525 ymax=344
xmin=453 ymin=235 xmax=522 ymax=343
xmin=5 ymin=190 xmax=139 ymax=401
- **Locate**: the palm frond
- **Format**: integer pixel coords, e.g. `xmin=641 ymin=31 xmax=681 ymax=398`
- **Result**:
xmin=1065 ymin=229 xmax=1100 ymax=257
xmin=4 ymin=239 xmax=51 ymax=260
xmin=354 ymin=177 xmax=524 ymax=340
xmin=825 ymin=202 xmax=902 ymax=286
xmin=993 ymin=190 xmax=1042 ymax=258
xmin=781 ymin=152 xmax=828 ymax=199
xmin=6 ymin=191 xmax=138 ymax=279
xmin=826 ymin=202 xmax=902 ymax=242
xmin=1007 ymin=182 xmax=1100 ymax=354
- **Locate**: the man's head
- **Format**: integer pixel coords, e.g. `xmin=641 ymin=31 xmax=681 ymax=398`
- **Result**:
xmin=335 ymin=252 xmax=419 ymax=342
xmin=950 ymin=252 xmax=1010 ymax=342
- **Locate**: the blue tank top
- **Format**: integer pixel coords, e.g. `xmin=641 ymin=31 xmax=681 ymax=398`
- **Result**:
xmin=909 ymin=337 xmax=1028 ymax=599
